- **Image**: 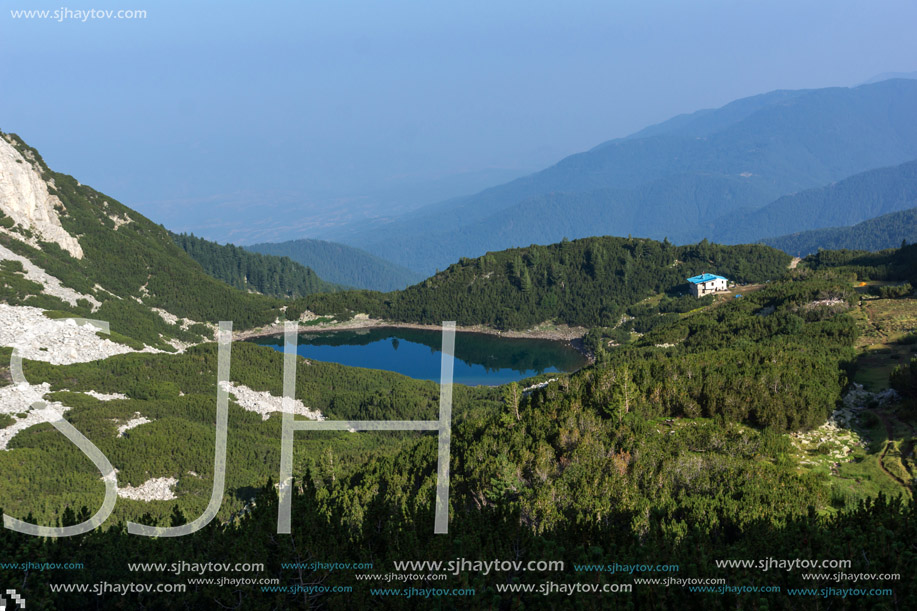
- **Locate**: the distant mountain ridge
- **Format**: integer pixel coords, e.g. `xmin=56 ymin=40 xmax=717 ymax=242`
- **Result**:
xmin=861 ymin=71 xmax=917 ymax=84
xmin=763 ymin=207 xmax=917 ymax=256
xmin=618 ymin=88 xmax=812 ymax=142
xmin=712 ymin=160 xmax=917 ymax=244
xmin=246 ymin=239 xmax=423 ymax=292
xmin=338 ymin=79 xmax=917 ymax=275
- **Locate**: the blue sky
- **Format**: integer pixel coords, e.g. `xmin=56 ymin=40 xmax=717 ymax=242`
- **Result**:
xmin=2 ymin=0 xmax=916 ymax=242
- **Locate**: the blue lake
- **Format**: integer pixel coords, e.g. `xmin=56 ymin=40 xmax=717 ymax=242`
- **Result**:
xmin=250 ymin=327 xmax=587 ymax=386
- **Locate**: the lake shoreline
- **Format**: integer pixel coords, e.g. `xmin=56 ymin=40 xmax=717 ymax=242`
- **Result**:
xmin=235 ymin=315 xmax=595 ymax=363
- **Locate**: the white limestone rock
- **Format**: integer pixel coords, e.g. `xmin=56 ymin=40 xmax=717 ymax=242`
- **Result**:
xmin=219 ymin=380 xmax=324 ymax=421
xmin=116 ymin=412 xmax=152 ymax=437
xmin=0 ymin=382 xmax=68 ymax=450
xmin=0 ymin=244 xmax=100 ymax=309
xmin=117 ymin=477 xmax=178 ymax=501
xmin=0 ymin=304 xmax=149 ymax=364
xmin=84 ymin=390 xmax=129 ymax=401
xmin=0 ymin=135 xmax=83 ymax=258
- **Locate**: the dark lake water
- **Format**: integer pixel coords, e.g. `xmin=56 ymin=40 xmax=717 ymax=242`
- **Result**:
xmin=251 ymin=327 xmax=587 ymax=385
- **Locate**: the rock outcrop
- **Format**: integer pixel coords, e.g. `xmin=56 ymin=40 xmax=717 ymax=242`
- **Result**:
xmin=0 ymin=135 xmax=83 ymax=258
xmin=0 ymin=304 xmax=145 ymax=365
xmin=0 ymin=243 xmax=100 ymax=309
xmin=219 ymin=380 xmax=324 ymax=421
xmin=117 ymin=477 xmax=178 ymax=501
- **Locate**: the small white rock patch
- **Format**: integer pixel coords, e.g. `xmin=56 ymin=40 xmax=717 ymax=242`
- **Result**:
xmin=219 ymin=381 xmax=324 ymax=421
xmin=108 ymin=213 xmax=132 ymax=230
xmin=117 ymin=477 xmax=178 ymax=502
xmin=522 ymin=378 xmax=558 ymax=396
xmin=116 ymin=412 xmax=152 ymax=437
xmin=84 ymin=390 xmax=128 ymax=401
xmin=0 ymin=382 xmax=68 ymax=450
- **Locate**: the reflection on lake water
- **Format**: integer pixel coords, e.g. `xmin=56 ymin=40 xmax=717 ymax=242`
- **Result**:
xmin=250 ymin=327 xmax=587 ymax=386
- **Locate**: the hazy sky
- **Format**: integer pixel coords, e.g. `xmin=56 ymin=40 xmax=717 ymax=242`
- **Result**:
xmin=1 ymin=0 xmax=916 ymax=240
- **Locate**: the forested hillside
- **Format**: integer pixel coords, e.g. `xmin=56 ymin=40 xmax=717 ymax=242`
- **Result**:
xmin=802 ymin=242 xmax=917 ymax=279
xmin=763 ymin=207 xmax=917 ymax=256
xmin=5 ymin=250 xmax=915 ymax=608
xmin=603 ymin=273 xmax=858 ymax=430
xmin=306 ymin=236 xmax=791 ymax=329
xmin=2 ymin=129 xmax=915 ymax=608
xmin=247 ymin=238 xmax=423 ymax=291
xmin=171 ymin=232 xmax=340 ymax=297
xmin=714 ymin=160 xmax=917 ymax=244
xmin=5 ymin=342 xmax=498 ymax=527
